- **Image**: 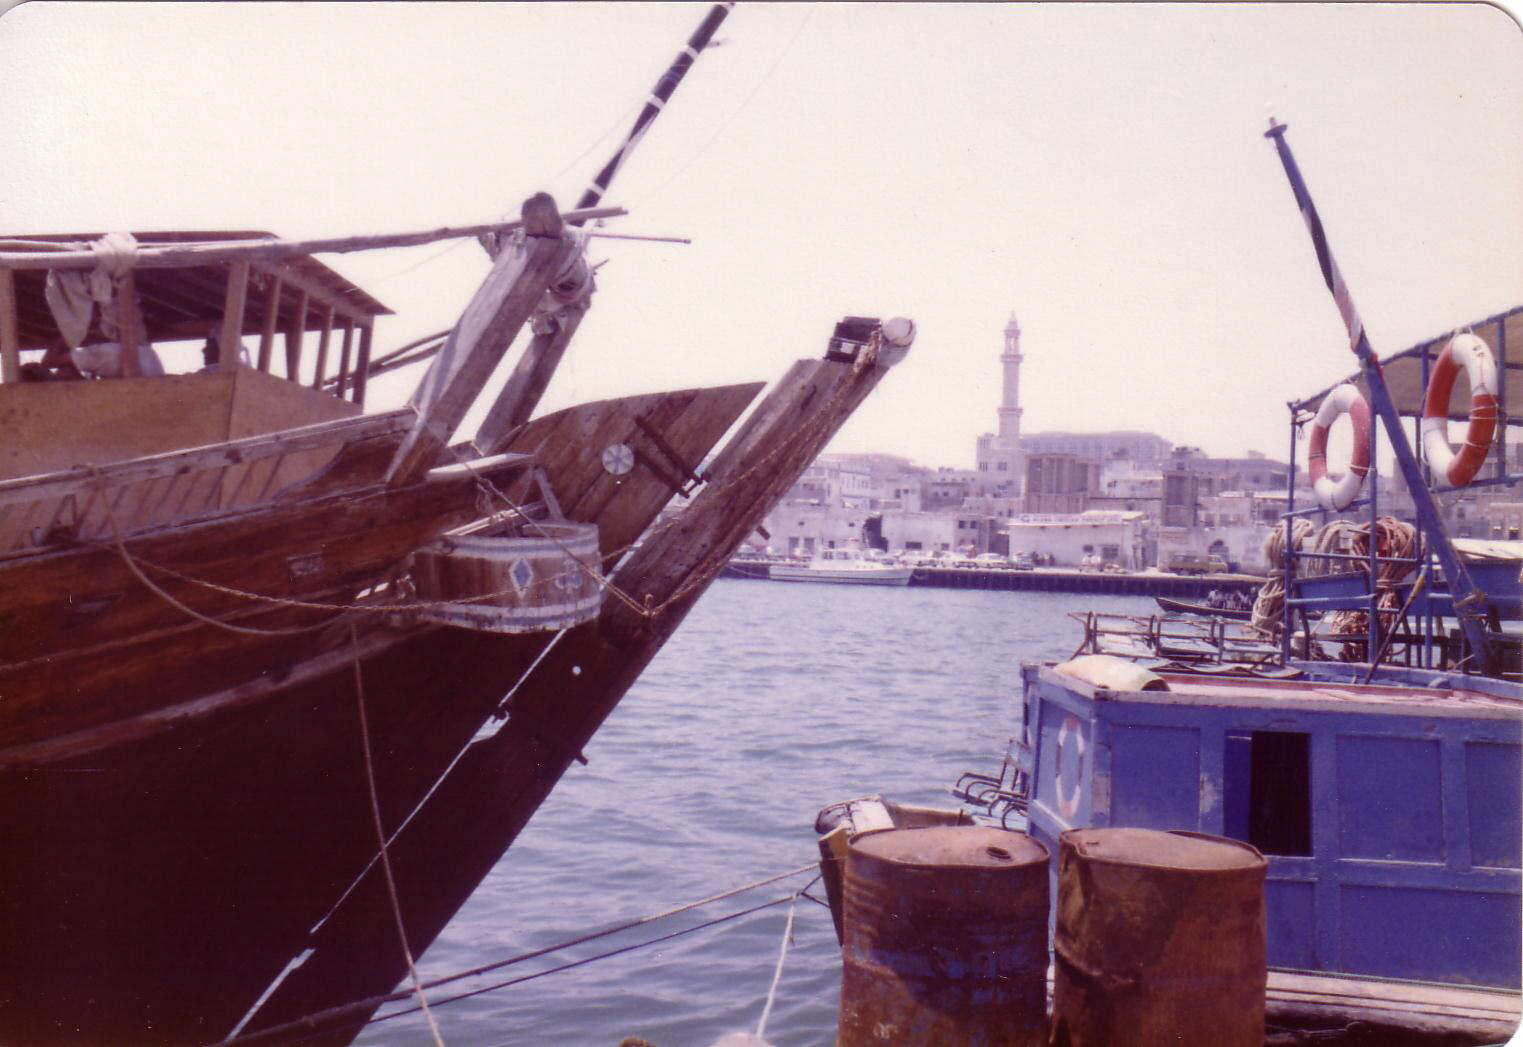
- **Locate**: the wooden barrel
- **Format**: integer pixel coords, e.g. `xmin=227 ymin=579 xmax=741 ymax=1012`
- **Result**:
xmin=412 ymin=521 xmax=602 ymax=633
xmin=1052 ymin=827 xmax=1267 ymax=1047
xmin=839 ymin=825 xmax=1049 ymax=1046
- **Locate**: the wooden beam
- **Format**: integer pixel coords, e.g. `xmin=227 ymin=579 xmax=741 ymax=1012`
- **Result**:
xmin=352 ymin=322 xmax=373 ymax=406
xmin=0 ymin=410 xmax=415 ymax=506
xmin=250 ymin=259 xmax=371 ymax=326
xmin=474 ymin=303 xmax=587 ymax=454
xmin=384 ymin=193 xmax=573 ymax=486
xmin=335 ymin=319 xmax=355 ymax=399
xmin=311 ymin=304 xmax=335 ymax=390
xmin=256 ymin=274 xmax=282 ymax=373
xmin=284 ymin=289 xmax=308 ymax=382
xmin=116 ymin=271 xmax=141 ymax=378
xmin=0 ymin=206 xmax=626 ymax=270
xmin=0 ymin=268 xmax=19 ymax=383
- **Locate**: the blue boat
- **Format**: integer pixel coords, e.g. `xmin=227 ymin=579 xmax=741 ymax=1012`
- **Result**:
xmin=823 ymin=122 xmax=1522 ymax=1043
xmin=1014 ymin=125 xmax=1523 ymax=1039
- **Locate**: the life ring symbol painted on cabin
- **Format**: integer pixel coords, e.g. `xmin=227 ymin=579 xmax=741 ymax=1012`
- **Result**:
xmin=1055 ymin=714 xmax=1086 ymax=820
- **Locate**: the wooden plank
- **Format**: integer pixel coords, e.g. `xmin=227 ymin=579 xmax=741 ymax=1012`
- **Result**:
xmin=474 ymin=302 xmax=587 ymax=454
xmin=218 ymin=261 xmax=250 ymax=370
xmin=0 ymin=456 xmax=534 ymax=738
xmin=352 ymin=322 xmax=373 ymax=406
xmin=335 ymin=319 xmax=354 ymax=398
xmin=256 ymin=273 xmax=282 ymax=372
xmin=116 ymin=271 xmax=141 ymax=378
xmin=283 ymin=288 xmax=308 ymax=382
xmin=0 ymin=409 xmax=414 ymax=508
xmin=311 ymin=304 xmax=335 ymax=390
xmin=0 ymin=268 xmax=20 ymax=383
xmin=250 ymin=259 xmax=369 ymax=326
xmin=0 ymin=206 xmax=626 ymax=270
xmin=384 ymin=194 xmax=574 ymax=486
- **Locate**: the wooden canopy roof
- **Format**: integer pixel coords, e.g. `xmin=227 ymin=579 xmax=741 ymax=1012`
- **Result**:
xmin=1298 ymin=304 xmax=1523 ymax=422
xmin=1 ymin=231 xmax=392 ymax=350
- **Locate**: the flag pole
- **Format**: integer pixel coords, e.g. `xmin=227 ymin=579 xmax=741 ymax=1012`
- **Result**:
xmin=1263 ymin=117 xmax=1492 ymax=675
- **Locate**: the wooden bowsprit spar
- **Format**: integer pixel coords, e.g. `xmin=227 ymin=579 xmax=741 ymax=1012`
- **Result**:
xmin=232 ymin=318 xmax=915 ymax=1047
xmin=1263 ymin=118 xmax=1493 ymax=675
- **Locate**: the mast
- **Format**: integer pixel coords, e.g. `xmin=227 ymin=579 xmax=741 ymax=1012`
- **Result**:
xmin=470 ymin=3 xmax=735 ymax=442
xmin=573 ymin=3 xmax=734 ymax=219
xmin=1263 ymin=118 xmax=1493 ymax=674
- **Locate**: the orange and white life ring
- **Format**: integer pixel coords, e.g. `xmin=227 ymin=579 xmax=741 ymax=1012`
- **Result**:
xmin=1307 ymin=383 xmax=1371 ymax=511
xmin=1422 ymin=333 xmax=1499 ymax=488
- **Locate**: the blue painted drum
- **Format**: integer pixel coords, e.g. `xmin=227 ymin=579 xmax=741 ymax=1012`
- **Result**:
xmin=839 ymin=825 xmax=1049 ymax=1047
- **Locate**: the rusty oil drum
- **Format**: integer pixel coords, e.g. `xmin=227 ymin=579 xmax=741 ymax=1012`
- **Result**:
xmin=1052 ymin=827 xmax=1267 ymax=1047
xmin=839 ymin=825 xmax=1048 ymax=1046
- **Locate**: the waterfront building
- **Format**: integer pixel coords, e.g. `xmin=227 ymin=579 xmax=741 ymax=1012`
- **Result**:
xmin=1003 ymin=510 xmax=1147 ymax=569
xmin=880 ymin=509 xmax=994 ymax=556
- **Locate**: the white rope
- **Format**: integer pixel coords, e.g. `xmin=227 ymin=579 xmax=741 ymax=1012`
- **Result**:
xmin=754 ymin=892 xmax=799 ymax=1040
xmin=350 ymin=624 xmax=447 ymax=1047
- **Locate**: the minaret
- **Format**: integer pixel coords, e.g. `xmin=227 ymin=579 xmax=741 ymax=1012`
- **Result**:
xmin=997 ymin=311 xmax=1023 ymax=446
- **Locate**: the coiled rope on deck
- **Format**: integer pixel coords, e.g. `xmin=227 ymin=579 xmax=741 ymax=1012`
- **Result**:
xmin=1250 ymin=518 xmax=1314 ymax=636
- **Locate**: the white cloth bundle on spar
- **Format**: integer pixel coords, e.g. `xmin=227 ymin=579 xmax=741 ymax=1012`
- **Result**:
xmin=43 ymin=231 xmax=143 ymax=348
xmin=39 ymin=231 xmax=163 ymax=378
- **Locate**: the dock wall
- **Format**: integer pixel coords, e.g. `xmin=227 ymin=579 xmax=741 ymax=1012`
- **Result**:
xmin=722 ymin=562 xmax=1261 ymax=598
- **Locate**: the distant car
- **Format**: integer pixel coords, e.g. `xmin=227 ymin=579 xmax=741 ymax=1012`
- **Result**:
xmin=1010 ymin=553 xmax=1035 ymax=571
xmin=949 ymin=554 xmax=977 ymax=569
xmin=973 ymin=553 xmax=1009 ymax=569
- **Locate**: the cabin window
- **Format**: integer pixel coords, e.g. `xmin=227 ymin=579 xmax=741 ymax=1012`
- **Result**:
xmin=1224 ymin=731 xmax=1312 ymax=857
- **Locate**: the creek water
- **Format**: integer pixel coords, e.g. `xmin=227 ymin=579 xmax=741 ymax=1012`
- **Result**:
xmin=354 ymin=579 xmax=1155 ymax=1047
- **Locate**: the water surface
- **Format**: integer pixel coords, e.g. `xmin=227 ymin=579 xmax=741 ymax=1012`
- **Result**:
xmin=356 ymin=580 xmax=1155 ymax=1046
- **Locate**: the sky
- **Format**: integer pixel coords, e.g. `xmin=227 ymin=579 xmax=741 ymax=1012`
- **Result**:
xmin=2 ymin=1 xmax=1520 ymax=472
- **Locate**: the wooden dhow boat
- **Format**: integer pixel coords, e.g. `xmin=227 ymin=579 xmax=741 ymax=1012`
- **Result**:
xmin=0 ymin=8 xmax=915 ymax=1044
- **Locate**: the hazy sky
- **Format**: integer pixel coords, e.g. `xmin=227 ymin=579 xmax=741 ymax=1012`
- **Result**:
xmin=2 ymin=2 xmax=1520 ymax=470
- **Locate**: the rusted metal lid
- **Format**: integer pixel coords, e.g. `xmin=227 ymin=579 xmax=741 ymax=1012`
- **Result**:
xmin=851 ymin=826 xmax=1048 ymax=868
xmin=1062 ymin=827 xmax=1265 ymax=870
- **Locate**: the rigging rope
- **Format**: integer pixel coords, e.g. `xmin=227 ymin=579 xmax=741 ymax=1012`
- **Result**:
xmin=219 ymin=863 xmax=819 ymax=1047
xmin=349 ymin=624 xmax=447 ymax=1047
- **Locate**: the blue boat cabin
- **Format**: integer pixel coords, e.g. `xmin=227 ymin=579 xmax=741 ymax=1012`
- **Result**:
xmin=1021 ymin=662 xmax=1523 ymax=989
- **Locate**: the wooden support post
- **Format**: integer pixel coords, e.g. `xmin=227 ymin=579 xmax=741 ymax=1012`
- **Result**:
xmin=353 ymin=322 xmax=373 ymax=407
xmin=311 ymin=304 xmax=335 ymax=391
xmin=384 ymin=193 xmax=573 ymax=486
xmin=284 ymin=288 xmax=308 ymax=382
xmin=116 ymin=271 xmax=141 ymax=377
xmin=219 ymin=261 xmax=250 ymax=370
xmin=474 ymin=303 xmax=587 ymax=454
xmin=256 ymin=274 xmax=282 ymax=372
xmin=336 ymin=319 xmax=355 ymax=399
xmin=0 ymin=268 xmax=19 ymax=384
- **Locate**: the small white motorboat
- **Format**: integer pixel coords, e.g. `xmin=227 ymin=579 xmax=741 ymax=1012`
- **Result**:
xmin=769 ymin=548 xmax=913 ymax=586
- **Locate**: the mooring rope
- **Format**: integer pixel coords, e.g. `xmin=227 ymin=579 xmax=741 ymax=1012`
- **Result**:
xmin=755 ymin=877 xmax=814 ymax=1040
xmin=349 ymin=624 xmax=447 ymax=1047
xmin=217 ymin=863 xmax=819 ymax=1047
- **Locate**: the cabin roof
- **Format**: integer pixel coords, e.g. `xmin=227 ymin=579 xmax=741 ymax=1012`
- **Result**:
xmin=2 ymin=231 xmax=392 ymax=350
xmin=1298 ymin=302 xmax=1522 ymax=420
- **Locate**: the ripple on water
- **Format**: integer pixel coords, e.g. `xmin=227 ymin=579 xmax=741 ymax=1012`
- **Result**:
xmin=354 ymin=581 xmax=1153 ymax=1046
